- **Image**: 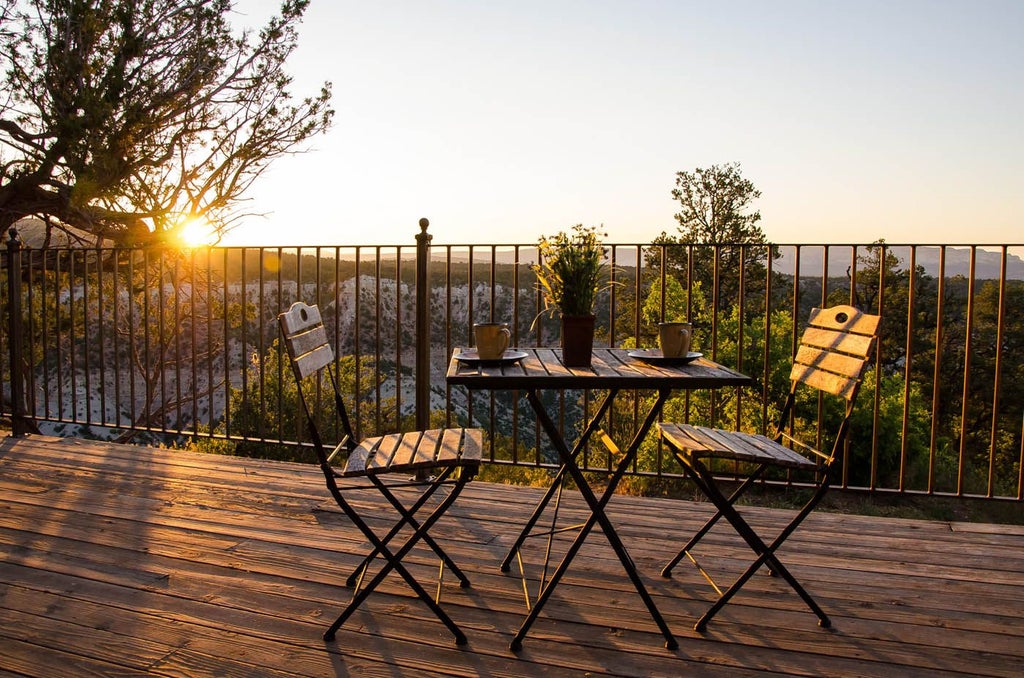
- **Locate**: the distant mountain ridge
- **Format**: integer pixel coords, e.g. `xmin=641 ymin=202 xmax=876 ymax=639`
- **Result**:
xmin=442 ymin=244 xmax=1024 ymax=280
xmin=775 ymin=246 xmax=1024 ymax=280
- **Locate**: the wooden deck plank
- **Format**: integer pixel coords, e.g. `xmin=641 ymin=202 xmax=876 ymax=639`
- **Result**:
xmin=0 ymin=434 xmax=1022 ymax=677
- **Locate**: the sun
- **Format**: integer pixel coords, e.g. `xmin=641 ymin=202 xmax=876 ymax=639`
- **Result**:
xmin=177 ymin=215 xmax=218 ymax=247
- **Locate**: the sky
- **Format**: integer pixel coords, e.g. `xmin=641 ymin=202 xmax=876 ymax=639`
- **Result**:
xmin=223 ymin=0 xmax=1023 ymax=247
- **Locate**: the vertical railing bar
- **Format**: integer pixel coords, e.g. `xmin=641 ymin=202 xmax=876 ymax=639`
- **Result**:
xmin=239 ymin=247 xmax=251 ymax=440
xmin=735 ymin=244 xmax=746 ymax=434
xmin=957 ymin=247 xmax=977 ymax=496
xmin=127 ymin=250 xmax=137 ymax=430
xmin=415 ymin=222 xmax=431 ymax=436
xmin=96 ymin=246 xmax=107 ymax=426
xmin=334 ymin=245 xmax=342 ymax=444
xmin=395 ymin=245 xmax=403 ymax=430
xmin=277 ymin=246 xmax=288 ymax=443
xmin=158 ymin=251 xmax=169 ymax=433
xmin=221 ymin=248 xmax=231 ymax=437
xmin=761 ymin=246 xmax=773 ymax=436
xmin=173 ymin=253 xmax=183 ymax=434
xmin=317 ymin=245 xmax=326 ymax=442
xmin=70 ymin=251 xmax=80 ymax=422
xmin=985 ymin=247 xmax=1008 ymax=498
xmin=928 ymin=247 xmax=946 ymax=495
xmin=899 ymin=246 xmax=918 ymax=493
xmin=843 ymin=245 xmax=860 ymax=489
xmin=444 ymin=245 xmax=453 ymax=427
xmin=466 ymin=245 xmax=475 ymax=436
xmin=816 ymin=245 xmax=829 ymax=453
xmin=144 ymin=249 xmax=155 ymax=433
xmin=489 ymin=245 xmax=498 ymax=460
xmin=40 ymin=249 xmax=52 ymax=422
xmin=788 ymin=245 xmax=800 ymax=445
xmin=374 ymin=246 xmax=382 ymax=434
xmin=111 ymin=249 xmax=120 ymax=429
xmin=206 ymin=248 xmax=215 ymax=434
xmin=635 ymin=244 xmax=643 ymax=442
xmin=512 ymin=244 xmax=521 ymax=464
xmin=188 ymin=249 xmax=198 ymax=435
xmin=354 ymin=246 xmax=363 ymax=441
xmin=869 ymin=243 xmax=888 ymax=491
xmin=83 ymin=250 xmax=93 ymax=424
xmin=25 ymin=248 xmax=37 ymax=424
xmin=684 ymin=243 xmax=695 ymax=423
xmin=5 ymin=230 xmax=28 ymax=435
xmin=255 ymin=247 xmax=266 ymax=442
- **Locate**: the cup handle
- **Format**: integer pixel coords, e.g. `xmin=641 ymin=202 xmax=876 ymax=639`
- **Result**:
xmin=499 ymin=327 xmax=511 ymax=353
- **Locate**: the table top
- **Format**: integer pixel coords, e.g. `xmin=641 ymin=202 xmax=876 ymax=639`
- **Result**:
xmin=446 ymin=347 xmax=752 ymax=390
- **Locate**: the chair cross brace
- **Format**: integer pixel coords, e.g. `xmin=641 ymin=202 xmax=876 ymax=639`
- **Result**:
xmin=667 ymin=451 xmax=832 ymax=631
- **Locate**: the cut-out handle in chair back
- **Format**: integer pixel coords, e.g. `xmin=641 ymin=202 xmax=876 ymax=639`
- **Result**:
xmin=278 ymin=301 xmax=482 ymax=645
xmin=658 ymin=304 xmax=880 ymax=631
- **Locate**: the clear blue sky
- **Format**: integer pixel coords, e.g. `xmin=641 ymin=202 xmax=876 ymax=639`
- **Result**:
xmin=225 ymin=0 xmax=1023 ymax=247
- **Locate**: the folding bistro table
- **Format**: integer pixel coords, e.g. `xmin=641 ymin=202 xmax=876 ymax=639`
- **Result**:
xmin=446 ymin=347 xmax=751 ymax=651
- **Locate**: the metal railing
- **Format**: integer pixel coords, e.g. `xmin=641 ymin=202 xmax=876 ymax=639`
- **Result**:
xmin=3 ymin=223 xmax=1022 ymax=502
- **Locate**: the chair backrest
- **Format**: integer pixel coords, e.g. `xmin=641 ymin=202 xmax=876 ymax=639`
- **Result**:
xmin=790 ymin=305 xmax=880 ymax=401
xmin=278 ymin=301 xmax=355 ymax=457
xmin=778 ymin=305 xmax=881 ymax=465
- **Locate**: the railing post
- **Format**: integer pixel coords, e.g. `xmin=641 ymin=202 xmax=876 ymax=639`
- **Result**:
xmin=415 ymin=218 xmax=432 ymax=431
xmin=6 ymin=227 xmax=34 ymax=436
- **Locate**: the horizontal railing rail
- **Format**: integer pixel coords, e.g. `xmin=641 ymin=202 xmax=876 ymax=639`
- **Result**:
xmin=3 ymin=224 xmax=1022 ymax=502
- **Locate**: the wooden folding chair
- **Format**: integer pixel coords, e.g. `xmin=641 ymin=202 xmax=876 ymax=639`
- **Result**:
xmin=278 ymin=301 xmax=482 ymax=645
xmin=658 ymin=304 xmax=880 ymax=631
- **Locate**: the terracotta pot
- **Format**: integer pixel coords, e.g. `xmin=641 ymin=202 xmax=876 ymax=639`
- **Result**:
xmin=560 ymin=314 xmax=595 ymax=367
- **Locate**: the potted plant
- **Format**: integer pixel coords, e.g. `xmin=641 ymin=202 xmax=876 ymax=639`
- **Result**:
xmin=531 ymin=224 xmax=612 ymax=367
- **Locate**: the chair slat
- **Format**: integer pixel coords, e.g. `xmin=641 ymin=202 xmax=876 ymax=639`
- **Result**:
xmin=366 ymin=435 xmax=399 ymax=473
xmin=801 ymin=327 xmax=875 ymax=358
xmin=279 ymin=301 xmax=322 ymax=334
xmin=343 ymin=443 xmax=371 ymax=476
xmin=660 ymin=423 xmax=715 ymax=455
xmin=436 ymin=429 xmax=463 ymax=464
xmin=808 ymin=304 xmax=880 ymax=335
xmin=790 ymin=363 xmax=859 ymax=399
xmin=749 ymin=434 xmax=819 ymax=470
xmin=793 ymin=345 xmax=868 ymax=379
xmin=287 ymin=324 xmax=329 ymax=358
xmin=409 ymin=431 xmax=438 ymax=467
xmin=462 ymin=429 xmax=483 ymax=462
xmin=293 ymin=343 xmax=334 ymax=380
xmin=389 ymin=432 xmax=420 ymax=468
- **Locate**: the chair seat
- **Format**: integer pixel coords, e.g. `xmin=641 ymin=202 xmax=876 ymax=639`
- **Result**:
xmin=659 ymin=422 xmax=818 ymax=471
xmin=342 ymin=428 xmax=482 ymax=478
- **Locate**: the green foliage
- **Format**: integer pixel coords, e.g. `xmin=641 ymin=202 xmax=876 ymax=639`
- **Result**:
xmin=651 ymin=163 xmax=780 ymax=322
xmin=532 ymin=224 xmax=614 ymax=318
xmin=223 ymin=339 xmax=399 ymax=463
xmin=0 ymin=0 xmax=333 ymax=242
xmin=670 ymin=162 xmax=766 ymax=245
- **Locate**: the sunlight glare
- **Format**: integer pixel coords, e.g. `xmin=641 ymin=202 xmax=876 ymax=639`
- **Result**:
xmin=178 ymin=216 xmax=218 ymax=248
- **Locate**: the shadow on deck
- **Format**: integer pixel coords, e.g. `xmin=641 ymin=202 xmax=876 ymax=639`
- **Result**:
xmin=1 ymin=434 xmax=1021 ymax=677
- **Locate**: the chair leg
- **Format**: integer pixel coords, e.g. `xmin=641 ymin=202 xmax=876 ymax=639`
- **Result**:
xmin=684 ymin=458 xmax=831 ymax=631
xmin=661 ymin=463 xmax=767 ymax=578
xmin=347 ymin=471 xmax=471 ymax=590
xmin=324 ymin=475 xmax=472 ymax=645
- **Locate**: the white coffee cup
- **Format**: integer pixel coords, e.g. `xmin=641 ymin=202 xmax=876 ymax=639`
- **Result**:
xmin=659 ymin=322 xmax=693 ymax=358
xmin=473 ymin=322 xmax=511 ymax=360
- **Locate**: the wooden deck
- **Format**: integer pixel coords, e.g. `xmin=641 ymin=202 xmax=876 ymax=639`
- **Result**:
xmin=1 ymin=434 xmax=1022 ymax=677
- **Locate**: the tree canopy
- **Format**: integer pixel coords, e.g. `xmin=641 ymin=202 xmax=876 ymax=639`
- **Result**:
xmin=0 ymin=0 xmax=333 ymax=245
xmin=647 ymin=162 xmax=778 ymax=317
xmin=670 ymin=162 xmax=766 ymax=245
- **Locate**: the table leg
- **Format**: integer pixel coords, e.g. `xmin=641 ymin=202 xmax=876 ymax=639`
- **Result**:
xmin=499 ymin=388 xmax=619 ymax=572
xmin=510 ymin=389 xmax=678 ymax=652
